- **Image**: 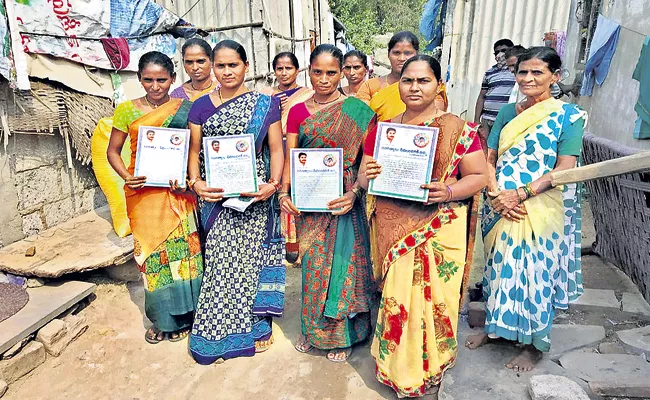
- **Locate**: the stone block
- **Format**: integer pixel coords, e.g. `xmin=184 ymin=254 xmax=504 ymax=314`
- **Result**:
xmin=621 ymin=293 xmax=650 ymax=316
xmin=0 ymin=341 xmax=45 ymax=384
xmin=21 ymin=212 xmax=44 ymax=237
xmin=13 ymin=134 xmax=65 ymax=174
xmin=559 ymin=352 xmax=650 ymax=382
xmin=529 ymin=375 xmax=590 ymax=400
xmin=616 ymin=325 xmax=650 ymax=358
xmin=0 ymin=380 xmax=6 ymax=398
xmin=35 ymin=314 xmax=88 ymax=357
xmin=597 ymin=341 xmax=626 ymax=355
xmin=16 ymin=165 xmax=65 ymax=210
xmin=548 ymin=325 xmax=605 ymax=360
xmin=467 ymin=302 xmax=485 ymax=328
xmin=1 ymin=337 xmax=31 ymax=360
xmin=42 ymin=196 xmax=77 ymax=228
xmin=572 ymin=288 xmax=620 ymax=310
xmin=589 ymin=377 xmax=650 ymax=398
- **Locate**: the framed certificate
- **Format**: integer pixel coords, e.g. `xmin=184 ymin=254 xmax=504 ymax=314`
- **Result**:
xmin=368 ymin=122 xmax=439 ymax=202
xmin=291 ymin=148 xmax=343 ymax=212
xmin=203 ymin=134 xmax=258 ymax=197
xmin=134 ymin=126 xmax=190 ymax=188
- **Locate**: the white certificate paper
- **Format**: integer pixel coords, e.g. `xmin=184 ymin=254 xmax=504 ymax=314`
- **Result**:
xmin=291 ymin=148 xmax=343 ymax=212
xmin=203 ymin=134 xmax=258 ymax=197
xmin=134 ymin=126 xmax=190 ymax=188
xmin=368 ymin=122 xmax=439 ymax=202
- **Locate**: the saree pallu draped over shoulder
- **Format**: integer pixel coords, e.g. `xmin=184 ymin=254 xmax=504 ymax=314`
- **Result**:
xmin=121 ymin=99 xmax=203 ymax=333
xmin=482 ymin=98 xmax=586 ymax=352
xmin=189 ymin=92 xmax=285 ymax=364
xmin=368 ymin=114 xmax=480 ymax=397
xmin=296 ymin=97 xmax=376 ymax=350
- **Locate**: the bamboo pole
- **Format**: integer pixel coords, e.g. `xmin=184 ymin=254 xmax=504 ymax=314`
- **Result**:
xmin=550 ymin=152 xmax=650 ymax=186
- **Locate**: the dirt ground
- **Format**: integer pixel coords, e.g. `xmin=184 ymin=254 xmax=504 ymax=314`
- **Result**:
xmin=4 ymin=200 xmax=621 ymax=400
xmin=4 ymin=266 xmax=398 ymax=400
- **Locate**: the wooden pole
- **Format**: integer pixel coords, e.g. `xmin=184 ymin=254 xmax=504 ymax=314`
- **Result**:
xmin=550 ymin=152 xmax=650 ymax=186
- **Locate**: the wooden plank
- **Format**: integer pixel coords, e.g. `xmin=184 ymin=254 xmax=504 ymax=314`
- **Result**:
xmin=0 ymin=206 xmax=133 ymax=278
xmin=550 ymin=152 xmax=650 ymax=187
xmin=0 ymin=281 xmax=95 ymax=355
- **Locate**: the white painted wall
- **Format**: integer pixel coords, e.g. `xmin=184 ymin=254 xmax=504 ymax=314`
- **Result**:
xmin=564 ymin=0 xmax=650 ymax=150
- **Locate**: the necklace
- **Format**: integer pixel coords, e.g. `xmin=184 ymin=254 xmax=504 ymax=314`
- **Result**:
xmin=400 ymin=110 xmax=444 ymax=124
xmin=312 ymin=93 xmax=342 ymax=106
xmin=144 ymin=95 xmax=170 ymax=109
xmin=191 ymin=80 xmax=213 ymax=92
xmin=218 ymin=88 xmax=248 ymax=104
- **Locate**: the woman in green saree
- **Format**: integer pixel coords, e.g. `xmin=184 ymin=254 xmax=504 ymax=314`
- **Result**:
xmin=280 ymin=44 xmax=375 ymax=363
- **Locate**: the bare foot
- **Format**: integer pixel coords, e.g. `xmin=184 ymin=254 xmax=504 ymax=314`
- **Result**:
xmin=506 ymin=345 xmax=542 ymax=372
xmin=465 ymin=333 xmax=489 ymax=349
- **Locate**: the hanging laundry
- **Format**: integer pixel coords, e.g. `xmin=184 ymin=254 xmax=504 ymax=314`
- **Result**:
xmin=101 ymin=38 xmax=130 ymax=70
xmin=632 ymin=36 xmax=650 ymax=140
xmin=580 ymin=14 xmax=621 ymax=96
xmin=0 ymin=1 xmax=12 ymax=81
xmin=419 ymin=0 xmax=447 ymax=51
xmin=12 ymin=0 xmax=191 ymax=72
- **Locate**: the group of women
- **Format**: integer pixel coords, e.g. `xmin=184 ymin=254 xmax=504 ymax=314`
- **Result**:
xmin=106 ymin=29 xmax=586 ymax=397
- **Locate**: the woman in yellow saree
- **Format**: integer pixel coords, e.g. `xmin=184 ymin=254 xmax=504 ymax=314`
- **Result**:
xmin=467 ymin=47 xmax=586 ymax=372
xmin=107 ymin=52 xmax=203 ymax=344
xmin=357 ymin=31 xmax=448 ymax=121
xmin=359 ymin=55 xmax=487 ymax=397
xmin=170 ymin=38 xmax=217 ymax=101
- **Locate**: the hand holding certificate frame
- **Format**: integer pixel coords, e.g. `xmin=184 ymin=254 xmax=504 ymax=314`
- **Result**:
xmin=290 ymin=148 xmax=343 ymax=212
xmin=203 ymin=134 xmax=258 ymax=197
xmin=134 ymin=126 xmax=190 ymax=188
xmin=368 ymin=122 xmax=439 ymax=202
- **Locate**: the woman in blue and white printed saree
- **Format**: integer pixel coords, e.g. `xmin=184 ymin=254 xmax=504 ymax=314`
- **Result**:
xmin=186 ymin=40 xmax=285 ymax=364
xmin=466 ymin=47 xmax=587 ymax=372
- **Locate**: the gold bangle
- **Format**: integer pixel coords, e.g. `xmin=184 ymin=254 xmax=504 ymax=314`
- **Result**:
xmin=277 ymin=193 xmax=290 ymax=200
xmin=188 ymin=178 xmax=199 ymax=190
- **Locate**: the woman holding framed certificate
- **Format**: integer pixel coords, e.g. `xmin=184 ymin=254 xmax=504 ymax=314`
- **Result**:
xmin=358 ymin=55 xmax=487 ymax=397
xmin=186 ymin=40 xmax=285 ymax=364
xmin=280 ymin=44 xmax=375 ymax=363
xmin=107 ymin=52 xmax=203 ymax=345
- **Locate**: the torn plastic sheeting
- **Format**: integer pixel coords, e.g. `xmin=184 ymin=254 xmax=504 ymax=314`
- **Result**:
xmin=13 ymin=0 xmax=183 ymax=72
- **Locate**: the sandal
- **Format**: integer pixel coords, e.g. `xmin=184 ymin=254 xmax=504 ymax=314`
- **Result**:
xmin=255 ymin=335 xmax=274 ymax=353
xmin=294 ymin=335 xmax=313 ymax=353
xmin=169 ymin=328 xmax=189 ymax=342
xmin=144 ymin=327 xmax=166 ymax=344
xmin=327 ymin=347 xmax=352 ymax=363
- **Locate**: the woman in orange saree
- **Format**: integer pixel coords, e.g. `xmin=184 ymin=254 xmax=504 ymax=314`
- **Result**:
xmin=359 ymin=55 xmax=487 ymax=397
xmin=357 ymin=31 xmax=448 ymax=121
xmin=107 ymin=52 xmax=203 ymax=344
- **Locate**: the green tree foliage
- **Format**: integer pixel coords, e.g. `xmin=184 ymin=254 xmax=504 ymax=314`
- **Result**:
xmin=330 ymin=0 xmax=426 ymax=54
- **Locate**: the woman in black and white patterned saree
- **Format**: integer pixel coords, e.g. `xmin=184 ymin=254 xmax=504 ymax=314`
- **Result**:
xmin=186 ymin=40 xmax=285 ymax=364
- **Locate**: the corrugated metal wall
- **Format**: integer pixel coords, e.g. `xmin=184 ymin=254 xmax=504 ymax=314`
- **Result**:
xmin=153 ymin=0 xmax=335 ymax=88
xmin=441 ymin=0 xmax=571 ymax=120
